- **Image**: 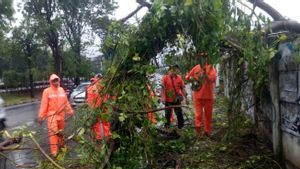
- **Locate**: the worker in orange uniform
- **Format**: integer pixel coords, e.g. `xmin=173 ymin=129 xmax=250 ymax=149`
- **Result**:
xmin=186 ymin=52 xmax=217 ymax=137
xmin=38 ymin=74 xmax=73 ymax=157
xmin=86 ymin=74 xmax=111 ymax=141
xmin=147 ymin=83 xmax=156 ymax=124
xmin=162 ymin=65 xmax=188 ymax=129
xmin=86 ymin=76 xmax=101 ymax=107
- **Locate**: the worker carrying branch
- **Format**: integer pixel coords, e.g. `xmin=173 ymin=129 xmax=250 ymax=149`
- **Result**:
xmin=186 ymin=52 xmax=217 ymax=137
xmin=38 ymin=74 xmax=73 ymax=157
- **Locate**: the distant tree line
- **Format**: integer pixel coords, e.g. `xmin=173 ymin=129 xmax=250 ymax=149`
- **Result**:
xmin=0 ymin=0 xmax=117 ymax=90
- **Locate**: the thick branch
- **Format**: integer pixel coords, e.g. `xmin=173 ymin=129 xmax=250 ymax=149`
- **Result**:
xmin=119 ymin=0 xmax=152 ymax=23
xmin=119 ymin=5 xmax=144 ymax=23
xmin=29 ymin=133 xmax=65 ymax=169
xmin=223 ymin=36 xmax=244 ymax=51
xmin=0 ymin=137 xmax=22 ymax=151
xmin=115 ymin=105 xmax=192 ymax=115
xmin=100 ymin=141 xmax=115 ymax=169
xmin=136 ymin=0 xmax=151 ymax=9
xmin=248 ymin=0 xmax=284 ymax=21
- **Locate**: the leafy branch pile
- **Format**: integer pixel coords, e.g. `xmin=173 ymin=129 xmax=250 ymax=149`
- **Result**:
xmin=66 ymin=0 xmax=280 ymax=168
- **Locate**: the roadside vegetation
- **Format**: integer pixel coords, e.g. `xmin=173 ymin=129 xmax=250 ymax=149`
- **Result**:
xmin=1 ymin=91 xmax=41 ymax=107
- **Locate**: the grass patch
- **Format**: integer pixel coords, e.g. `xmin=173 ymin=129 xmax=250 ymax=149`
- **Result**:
xmin=1 ymin=91 xmax=41 ymax=107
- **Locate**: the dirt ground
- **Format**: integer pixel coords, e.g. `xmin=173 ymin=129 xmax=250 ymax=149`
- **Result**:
xmin=151 ymin=95 xmax=282 ymax=169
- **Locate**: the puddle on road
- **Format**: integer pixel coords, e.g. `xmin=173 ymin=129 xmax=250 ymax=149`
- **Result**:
xmin=5 ymin=122 xmax=48 ymax=169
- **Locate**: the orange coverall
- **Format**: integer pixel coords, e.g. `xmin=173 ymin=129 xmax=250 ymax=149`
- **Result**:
xmin=38 ymin=74 xmax=73 ymax=156
xmin=162 ymin=74 xmax=185 ymax=129
xmin=147 ymin=84 xmax=156 ymax=124
xmin=86 ymin=80 xmax=111 ymax=140
xmin=186 ymin=64 xmax=216 ymax=135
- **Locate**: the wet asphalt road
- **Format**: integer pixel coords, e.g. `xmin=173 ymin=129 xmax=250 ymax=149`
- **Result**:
xmin=3 ymin=102 xmax=47 ymax=169
xmin=3 ymin=102 xmax=79 ymax=169
xmin=5 ymin=102 xmax=40 ymax=129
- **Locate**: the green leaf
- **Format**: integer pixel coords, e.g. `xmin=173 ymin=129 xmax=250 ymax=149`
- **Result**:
xmin=112 ymin=132 xmax=121 ymax=139
xmin=119 ymin=113 xmax=127 ymax=122
xmin=56 ymin=147 xmax=67 ymax=161
xmin=77 ymin=127 xmax=85 ymax=136
xmin=219 ymin=146 xmax=227 ymax=151
xmin=184 ymin=0 xmax=192 ymax=6
xmin=213 ymin=0 xmax=222 ymax=10
xmin=132 ymin=53 xmax=141 ymax=61
xmin=101 ymin=113 xmax=109 ymax=122
xmin=279 ymin=34 xmax=287 ymax=41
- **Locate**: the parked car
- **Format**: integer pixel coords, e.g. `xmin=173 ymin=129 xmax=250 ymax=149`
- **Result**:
xmin=0 ymin=97 xmax=5 ymax=169
xmin=63 ymin=80 xmax=75 ymax=98
xmin=69 ymin=82 xmax=91 ymax=106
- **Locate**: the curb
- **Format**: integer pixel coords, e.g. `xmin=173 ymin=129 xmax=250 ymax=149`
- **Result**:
xmin=4 ymin=101 xmax=40 ymax=111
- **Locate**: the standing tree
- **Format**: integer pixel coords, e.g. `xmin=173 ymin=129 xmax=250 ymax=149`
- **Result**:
xmin=11 ymin=19 xmax=38 ymax=98
xmin=58 ymin=0 xmax=116 ymax=77
xmin=24 ymin=0 xmax=63 ymax=77
xmin=23 ymin=0 xmax=116 ymax=78
xmin=0 ymin=35 xmax=10 ymax=78
xmin=0 ymin=0 xmax=14 ymax=78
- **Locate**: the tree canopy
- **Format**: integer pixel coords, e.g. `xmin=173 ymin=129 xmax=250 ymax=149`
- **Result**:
xmin=0 ymin=0 xmax=14 ymax=31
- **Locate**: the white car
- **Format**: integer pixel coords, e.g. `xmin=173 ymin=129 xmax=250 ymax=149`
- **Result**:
xmin=0 ymin=96 xmax=6 ymax=136
xmin=69 ymin=82 xmax=91 ymax=106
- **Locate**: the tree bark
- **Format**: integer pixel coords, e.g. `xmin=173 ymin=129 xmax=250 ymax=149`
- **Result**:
xmin=27 ymin=56 xmax=34 ymax=98
xmin=0 ymin=137 xmax=22 ymax=151
xmin=53 ymin=49 xmax=63 ymax=78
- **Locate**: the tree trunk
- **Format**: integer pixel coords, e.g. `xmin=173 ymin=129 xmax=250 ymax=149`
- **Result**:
xmin=75 ymin=37 xmax=81 ymax=77
xmin=75 ymin=47 xmax=81 ymax=77
xmin=27 ymin=59 xmax=34 ymax=98
xmin=52 ymin=47 xmax=63 ymax=78
xmin=48 ymin=32 xmax=63 ymax=78
xmin=54 ymin=55 xmax=63 ymax=78
xmin=26 ymin=43 xmax=34 ymax=98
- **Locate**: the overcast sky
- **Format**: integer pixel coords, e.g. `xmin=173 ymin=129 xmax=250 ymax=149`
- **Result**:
xmin=264 ymin=0 xmax=300 ymax=21
xmin=12 ymin=0 xmax=148 ymax=24
xmin=12 ymin=0 xmax=300 ymax=24
xmin=113 ymin=0 xmax=300 ymax=22
xmin=113 ymin=0 xmax=148 ymax=22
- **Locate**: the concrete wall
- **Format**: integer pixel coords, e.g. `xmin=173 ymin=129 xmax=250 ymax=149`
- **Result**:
xmin=257 ymin=41 xmax=300 ymax=168
xmin=223 ymin=40 xmax=300 ymax=168
xmin=277 ymin=41 xmax=300 ymax=169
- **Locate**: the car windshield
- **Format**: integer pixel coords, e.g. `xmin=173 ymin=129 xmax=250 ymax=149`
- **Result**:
xmin=75 ymin=84 xmax=89 ymax=91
